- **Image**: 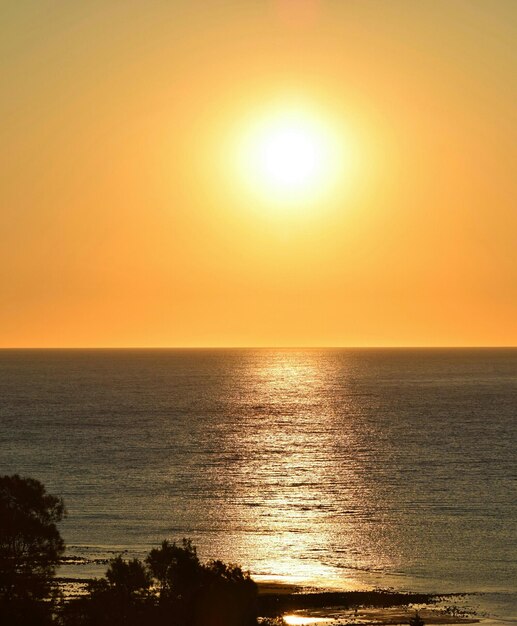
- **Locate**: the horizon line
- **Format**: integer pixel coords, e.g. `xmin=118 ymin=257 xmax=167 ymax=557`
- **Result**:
xmin=0 ymin=345 xmax=516 ymax=350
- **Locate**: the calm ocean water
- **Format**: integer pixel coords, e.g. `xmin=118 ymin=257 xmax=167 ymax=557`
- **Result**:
xmin=1 ymin=349 xmax=516 ymax=620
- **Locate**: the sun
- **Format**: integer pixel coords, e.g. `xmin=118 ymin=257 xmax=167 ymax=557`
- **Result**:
xmin=231 ymin=104 xmax=347 ymax=210
xmin=253 ymin=117 xmax=328 ymax=193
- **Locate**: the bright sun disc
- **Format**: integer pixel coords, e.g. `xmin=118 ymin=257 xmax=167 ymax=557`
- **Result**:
xmin=255 ymin=119 xmax=326 ymax=191
xmin=233 ymin=106 xmax=347 ymax=210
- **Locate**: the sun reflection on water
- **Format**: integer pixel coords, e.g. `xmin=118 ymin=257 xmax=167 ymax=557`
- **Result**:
xmin=196 ymin=350 xmax=399 ymax=589
xmin=218 ymin=350 xmax=383 ymax=587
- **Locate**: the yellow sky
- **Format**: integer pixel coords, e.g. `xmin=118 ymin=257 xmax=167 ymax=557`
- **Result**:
xmin=1 ymin=0 xmax=516 ymax=347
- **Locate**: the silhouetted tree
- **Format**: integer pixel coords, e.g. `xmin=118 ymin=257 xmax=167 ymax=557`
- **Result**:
xmin=194 ymin=559 xmax=257 ymax=626
xmin=146 ymin=538 xmax=201 ymax=602
xmin=105 ymin=556 xmax=152 ymax=600
xmin=64 ymin=539 xmax=258 ymax=626
xmin=0 ymin=474 xmax=65 ymax=624
xmin=146 ymin=539 xmax=204 ymax=624
xmin=61 ymin=557 xmax=152 ymax=626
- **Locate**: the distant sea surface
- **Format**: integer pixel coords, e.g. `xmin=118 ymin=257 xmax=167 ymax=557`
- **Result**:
xmin=1 ymin=349 xmax=516 ymax=621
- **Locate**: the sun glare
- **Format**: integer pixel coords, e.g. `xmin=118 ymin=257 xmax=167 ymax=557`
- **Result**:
xmin=230 ymin=104 xmax=349 ymax=211
xmin=254 ymin=118 xmax=327 ymax=192
xmin=283 ymin=616 xmax=329 ymax=625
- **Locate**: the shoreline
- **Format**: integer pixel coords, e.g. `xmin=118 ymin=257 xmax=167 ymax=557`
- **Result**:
xmin=256 ymin=586 xmax=478 ymax=625
xmin=57 ymin=577 xmax=480 ymax=625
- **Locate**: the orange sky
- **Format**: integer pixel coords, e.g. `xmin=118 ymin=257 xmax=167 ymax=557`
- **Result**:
xmin=1 ymin=1 xmax=516 ymax=347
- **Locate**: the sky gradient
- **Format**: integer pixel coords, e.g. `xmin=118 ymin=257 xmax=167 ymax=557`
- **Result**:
xmin=1 ymin=0 xmax=516 ymax=347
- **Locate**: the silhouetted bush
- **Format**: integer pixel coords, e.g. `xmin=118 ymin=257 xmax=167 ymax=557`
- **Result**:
xmin=62 ymin=540 xmax=258 ymax=626
xmin=194 ymin=559 xmax=257 ymax=626
xmin=60 ymin=559 xmax=153 ymax=626
xmin=148 ymin=539 xmax=201 ymax=609
xmin=105 ymin=556 xmax=152 ymax=599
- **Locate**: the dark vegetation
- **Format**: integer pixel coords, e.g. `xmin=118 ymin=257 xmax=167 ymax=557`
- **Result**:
xmin=61 ymin=539 xmax=257 ymax=626
xmin=0 ymin=474 xmax=65 ymax=625
xmin=1 ymin=475 xmax=439 ymax=626
xmin=1 ymin=475 xmax=257 ymax=626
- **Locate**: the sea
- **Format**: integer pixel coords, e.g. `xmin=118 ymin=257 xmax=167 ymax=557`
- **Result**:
xmin=1 ymin=349 xmax=516 ymax=623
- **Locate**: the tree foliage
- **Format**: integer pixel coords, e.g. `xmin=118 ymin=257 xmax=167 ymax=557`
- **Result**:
xmin=0 ymin=474 xmax=65 ymax=599
xmin=146 ymin=538 xmax=201 ymax=602
xmin=0 ymin=474 xmax=66 ymax=624
xmin=105 ymin=556 xmax=152 ymax=599
xmin=64 ymin=539 xmax=258 ymax=626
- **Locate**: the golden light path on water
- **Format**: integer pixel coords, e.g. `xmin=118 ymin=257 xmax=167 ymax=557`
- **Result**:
xmin=211 ymin=350 xmax=395 ymax=590
xmin=239 ymin=355 xmax=345 ymax=585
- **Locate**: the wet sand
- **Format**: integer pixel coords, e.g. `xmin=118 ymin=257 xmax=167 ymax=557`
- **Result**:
xmin=256 ymin=585 xmax=478 ymax=625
